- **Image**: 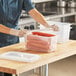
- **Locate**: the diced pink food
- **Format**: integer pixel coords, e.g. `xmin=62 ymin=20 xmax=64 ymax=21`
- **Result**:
xmin=26 ymin=34 xmax=57 ymax=52
xmin=27 ymin=40 xmax=50 ymax=45
xmin=27 ymin=41 xmax=50 ymax=49
xmin=26 ymin=44 xmax=50 ymax=52
xmin=27 ymin=34 xmax=50 ymax=42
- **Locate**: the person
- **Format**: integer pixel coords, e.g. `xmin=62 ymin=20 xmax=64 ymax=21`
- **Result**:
xmin=0 ymin=0 xmax=58 ymax=76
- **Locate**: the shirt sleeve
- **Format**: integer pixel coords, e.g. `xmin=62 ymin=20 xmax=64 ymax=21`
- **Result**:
xmin=23 ymin=0 xmax=35 ymax=12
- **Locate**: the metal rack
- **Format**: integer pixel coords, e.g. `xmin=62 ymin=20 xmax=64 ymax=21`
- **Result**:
xmin=32 ymin=0 xmax=56 ymax=3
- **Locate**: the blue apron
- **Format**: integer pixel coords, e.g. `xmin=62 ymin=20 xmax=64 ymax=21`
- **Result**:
xmin=0 ymin=0 xmax=34 ymax=47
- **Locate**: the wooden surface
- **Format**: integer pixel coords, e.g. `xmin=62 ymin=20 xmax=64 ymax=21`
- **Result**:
xmin=0 ymin=40 xmax=76 ymax=75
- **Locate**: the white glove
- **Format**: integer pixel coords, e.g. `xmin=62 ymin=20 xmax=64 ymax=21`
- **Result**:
xmin=10 ymin=29 xmax=28 ymax=37
xmin=50 ymin=25 xmax=59 ymax=31
xmin=43 ymin=23 xmax=59 ymax=31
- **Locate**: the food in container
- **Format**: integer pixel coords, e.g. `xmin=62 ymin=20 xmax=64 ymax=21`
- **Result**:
xmin=26 ymin=30 xmax=57 ymax=52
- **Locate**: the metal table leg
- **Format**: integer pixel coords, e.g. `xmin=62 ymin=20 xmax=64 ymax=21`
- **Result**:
xmin=45 ymin=64 xmax=48 ymax=76
xmin=12 ymin=74 xmax=18 ymax=76
xmin=33 ymin=64 xmax=48 ymax=76
xmin=39 ymin=64 xmax=48 ymax=76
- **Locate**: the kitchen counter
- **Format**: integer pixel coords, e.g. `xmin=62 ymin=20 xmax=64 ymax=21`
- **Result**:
xmin=0 ymin=40 xmax=76 ymax=76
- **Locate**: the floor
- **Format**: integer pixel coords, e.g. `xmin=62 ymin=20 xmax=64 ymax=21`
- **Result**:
xmin=20 ymin=55 xmax=76 ymax=76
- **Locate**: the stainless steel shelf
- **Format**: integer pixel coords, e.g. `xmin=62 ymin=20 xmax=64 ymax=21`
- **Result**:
xmin=45 ymin=12 xmax=76 ymax=20
xmin=32 ymin=0 xmax=55 ymax=3
xmin=19 ymin=7 xmax=76 ymax=27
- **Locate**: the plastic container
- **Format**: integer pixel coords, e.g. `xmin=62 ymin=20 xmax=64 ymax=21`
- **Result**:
xmin=0 ymin=51 xmax=40 ymax=62
xmin=25 ymin=30 xmax=57 ymax=52
xmin=39 ymin=21 xmax=71 ymax=43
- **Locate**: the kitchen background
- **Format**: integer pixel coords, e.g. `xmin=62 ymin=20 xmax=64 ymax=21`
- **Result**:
xmin=18 ymin=0 xmax=76 ymax=40
xmin=0 ymin=1 xmax=75 ymax=76
xmin=19 ymin=1 xmax=76 ymax=75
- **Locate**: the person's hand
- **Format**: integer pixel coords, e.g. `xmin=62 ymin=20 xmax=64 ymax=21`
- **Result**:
xmin=18 ymin=29 xmax=28 ymax=37
xmin=10 ymin=29 xmax=28 ymax=37
xmin=50 ymin=25 xmax=59 ymax=31
xmin=44 ymin=23 xmax=59 ymax=31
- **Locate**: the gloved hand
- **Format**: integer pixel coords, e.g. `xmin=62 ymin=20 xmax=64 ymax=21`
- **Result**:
xmin=50 ymin=24 xmax=59 ymax=31
xmin=10 ymin=29 xmax=28 ymax=37
xmin=0 ymin=24 xmax=28 ymax=37
xmin=42 ymin=23 xmax=59 ymax=31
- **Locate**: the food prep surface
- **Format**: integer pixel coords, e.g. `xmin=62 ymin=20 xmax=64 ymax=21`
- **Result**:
xmin=0 ymin=40 xmax=76 ymax=75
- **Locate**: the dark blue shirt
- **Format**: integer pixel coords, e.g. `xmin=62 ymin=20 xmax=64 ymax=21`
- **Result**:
xmin=0 ymin=0 xmax=34 ymax=46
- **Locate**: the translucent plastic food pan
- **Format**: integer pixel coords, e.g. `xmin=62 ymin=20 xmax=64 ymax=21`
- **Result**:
xmin=25 ymin=30 xmax=57 ymax=52
xmin=39 ymin=21 xmax=71 ymax=43
xmin=0 ymin=51 xmax=40 ymax=62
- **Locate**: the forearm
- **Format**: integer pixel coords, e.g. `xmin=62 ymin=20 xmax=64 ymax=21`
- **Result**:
xmin=0 ymin=24 xmax=10 ymax=34
xmin=0 ymin=24 xmax=19 ymax=36
xmin=28 ymin=8 xmax=50 ymax=28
